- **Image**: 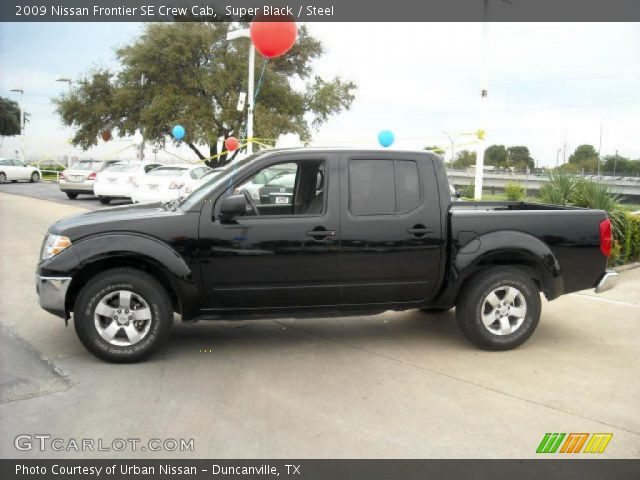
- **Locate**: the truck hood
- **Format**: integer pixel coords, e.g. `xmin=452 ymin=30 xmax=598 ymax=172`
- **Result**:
xmin=49 ymin=202 xmax=182 ymax=240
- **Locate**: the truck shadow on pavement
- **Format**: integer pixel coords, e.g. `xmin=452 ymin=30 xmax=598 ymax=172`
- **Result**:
xmin=159 ymin=310 xmax=471 ymax=359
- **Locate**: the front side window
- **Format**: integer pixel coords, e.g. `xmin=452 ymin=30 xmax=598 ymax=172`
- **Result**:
xmin=348 ymin=159 xmax=421 ymax=215
xmin=230 ymin=160 xmax=325 ymax=216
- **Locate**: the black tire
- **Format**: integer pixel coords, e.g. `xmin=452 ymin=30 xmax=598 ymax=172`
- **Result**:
xmin=420 ymin=307 xmax=453 ymax=313
xmin=0 ymin=172 xmax=5 ymax=183
xmin=65 ymin=192 xmax=78 ymax=199
xmin=74 ymin=268 xmax=173 ymax=363
xmin=456 ymin=267 xmax=541 ymax=350
xmin=30 ymin=171 xmax=40 ymax=183
xmin=98 ymin=196 xmax=112 ymax=204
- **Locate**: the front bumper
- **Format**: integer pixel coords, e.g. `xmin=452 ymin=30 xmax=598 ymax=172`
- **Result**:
xmin=35 ymin=274 xmax=71 ymax=318
xmin=595 ymin=270 xmax=619 ymax=294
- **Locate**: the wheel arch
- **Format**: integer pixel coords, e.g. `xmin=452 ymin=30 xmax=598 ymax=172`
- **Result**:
xmin=433 ymin=230 xmax=563 ymax=307
xmin=65 ymin=233 xmax=202 ymax=320
xmin=66 ymin=256 xmax=182 ymax=317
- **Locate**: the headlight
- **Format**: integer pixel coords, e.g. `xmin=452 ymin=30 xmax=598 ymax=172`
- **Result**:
xmin=41 ymin=234 xmax=72 ymax=260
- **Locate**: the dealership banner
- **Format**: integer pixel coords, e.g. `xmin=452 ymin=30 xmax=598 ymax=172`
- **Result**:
xmin=3 ymin=459 xmax=640 ymax=479
xmin=2 ymin=0 xmax=640 ymax=22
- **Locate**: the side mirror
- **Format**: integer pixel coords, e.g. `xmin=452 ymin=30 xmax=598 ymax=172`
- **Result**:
xmin=219 ymin=194 xmax=247 ymax=223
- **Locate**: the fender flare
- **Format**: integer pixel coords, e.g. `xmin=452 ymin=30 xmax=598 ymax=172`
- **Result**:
xmin=68 ymin=233 xmax=200 ymax=318
xmin=435 ymin=230 xmax=563 ymax=306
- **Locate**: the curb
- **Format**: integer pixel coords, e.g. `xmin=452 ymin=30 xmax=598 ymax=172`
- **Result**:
xmin=614 ymin=262 xmax=640 ymax=273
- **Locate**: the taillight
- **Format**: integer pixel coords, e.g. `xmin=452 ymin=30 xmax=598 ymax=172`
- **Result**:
xmin=59 ymin=172 xmax=65 ymax=180
xmin=599 ymin=218 xmax=612 ymax=257
xmin=87 ymin=172 xmax=97 ymax=180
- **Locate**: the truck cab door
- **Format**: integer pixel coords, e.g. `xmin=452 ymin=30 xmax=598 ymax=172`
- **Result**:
xmin=338 ymin=153 xmax=443 ymax=305
xmin=197 ymin=153 xmax=342 ymax=310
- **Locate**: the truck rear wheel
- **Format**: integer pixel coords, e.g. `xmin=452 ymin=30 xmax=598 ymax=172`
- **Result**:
xmin=456 ymin=268 xmax=541 ymax=350
xmin=73 ymin=268 xmax=173 ymax=362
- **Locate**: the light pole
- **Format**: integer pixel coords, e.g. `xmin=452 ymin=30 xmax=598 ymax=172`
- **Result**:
xmin=55 ymin=77 xmax=74 ymax=164
xmin=10 ymin=88 xmax=25 ymax=161
xmin=442 ymin=131 xmax=455 ymax=165
xmin=227 ymin=28 xmax=254 ymax=155
xmin=474 ymin=0 xmax=490 ymax=200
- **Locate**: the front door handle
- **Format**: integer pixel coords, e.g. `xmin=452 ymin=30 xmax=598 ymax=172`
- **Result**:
xmin=306 ymin=227 xmax=336 ymax=241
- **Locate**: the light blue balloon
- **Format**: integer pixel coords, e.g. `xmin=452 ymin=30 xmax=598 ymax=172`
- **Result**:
xmin=172 ymin=125 xmax=185 ymax=140
xmin=378 ymin=130 xmax=394 ymax=147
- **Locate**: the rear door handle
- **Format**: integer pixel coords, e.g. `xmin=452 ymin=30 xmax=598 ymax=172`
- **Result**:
xmin=407 ymin=224 xmax=433 ymax=238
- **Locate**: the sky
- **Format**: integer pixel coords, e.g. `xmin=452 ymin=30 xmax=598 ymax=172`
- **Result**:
xmin=1 ymin=22 xmax=639 ymax=166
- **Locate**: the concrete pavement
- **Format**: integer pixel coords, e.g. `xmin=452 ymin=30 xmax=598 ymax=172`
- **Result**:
xmin=0 ymin=191 xmax=639 ymax=459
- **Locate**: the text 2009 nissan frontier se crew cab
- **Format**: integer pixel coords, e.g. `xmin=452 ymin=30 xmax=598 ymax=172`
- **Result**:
xmin=36 ymin=149 xmax=618 ymax=362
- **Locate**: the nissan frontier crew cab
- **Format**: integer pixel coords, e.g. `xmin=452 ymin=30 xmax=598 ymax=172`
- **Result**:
xmin=36 ymin=149 xmax=618 ymax=362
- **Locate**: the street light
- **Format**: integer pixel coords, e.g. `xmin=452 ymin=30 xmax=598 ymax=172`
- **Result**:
xmin=10 ymin=88 xmax=25 ymax=160
xmin=55 ymin=76 xmax=73 ymax=88
xmin=227 ymin=28 xmax=255 ymax=155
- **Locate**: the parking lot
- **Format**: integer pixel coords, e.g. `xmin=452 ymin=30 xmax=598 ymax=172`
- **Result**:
xmin=1 ymin=187 xmax=639 ymax=459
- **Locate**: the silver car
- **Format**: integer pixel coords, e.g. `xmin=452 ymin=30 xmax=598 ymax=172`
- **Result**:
xmin=59 ymin=160 xmax=121 ymax=199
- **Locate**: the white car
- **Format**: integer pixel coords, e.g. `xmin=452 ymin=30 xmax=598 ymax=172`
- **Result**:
xmin=0 ymin=158 xmax=41 ymax=183
xmin=93 ymin=161 xmax=163 ymax=204
xmin=131 ymin=164 xmax=212 ymax=204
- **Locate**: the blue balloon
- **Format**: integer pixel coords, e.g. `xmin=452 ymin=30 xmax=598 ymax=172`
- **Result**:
xmin=172 ymin=125 xmax=185 ymax=140
xmin=378 ymin=130 xmax=394 ymax=147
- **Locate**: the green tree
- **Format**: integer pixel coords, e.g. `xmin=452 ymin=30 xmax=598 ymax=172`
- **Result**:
xmin=452 ymin=149 xmax=476 ymax=168
xmin=54 ymin=22 xmax=356 ymax=167
xmin=569 ymin=144 xmax=599 ymax=172
xmin=484 ymin=144 xmax=508 ymax=168
xmin=506 ymin=145 xmax=535 ymax=170
xmin=0 ymin=97 xmax=24 ymax=136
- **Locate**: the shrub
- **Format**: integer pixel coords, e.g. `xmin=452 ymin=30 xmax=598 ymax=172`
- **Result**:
xmin=539 ymin=170 xmax=575 ymax=205
xmin=504 ymin=182 xmax=524 ymax=201
xmin=571 ymin=178 xmax=625 ymax=241
xmin=458 ymin=182 xmax=474 ymax=199
xmin=620 ymin=213 xmax=640 ymax=263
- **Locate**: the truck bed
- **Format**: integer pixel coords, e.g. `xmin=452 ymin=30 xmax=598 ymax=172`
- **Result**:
xmin=447 ymin=200 xmax=608 ymax=299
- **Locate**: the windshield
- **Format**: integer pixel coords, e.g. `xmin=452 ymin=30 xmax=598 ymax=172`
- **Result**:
xmin=148 ymin=167 xmax=187 ymax=177
xmin=180 ymin=153 xmax=265 ymax=210
xmin=72 ymin=160 xmax=103 ymax=171
xmin=104 ymin=163 xmax=137 ymax=173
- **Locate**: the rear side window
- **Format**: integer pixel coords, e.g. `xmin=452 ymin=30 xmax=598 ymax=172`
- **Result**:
xmin=348 ymin=159 xmax=421 ymax=215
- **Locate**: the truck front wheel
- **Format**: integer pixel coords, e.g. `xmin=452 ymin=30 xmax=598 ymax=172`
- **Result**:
xmin=456 ymin=268 xmax=541 ymax=350
xmin=73 ymin=268 xmax=173 ymax=362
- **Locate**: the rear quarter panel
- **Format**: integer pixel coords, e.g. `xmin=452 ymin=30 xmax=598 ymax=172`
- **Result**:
xmin=448 ymin=208 xmax=608 ymax=299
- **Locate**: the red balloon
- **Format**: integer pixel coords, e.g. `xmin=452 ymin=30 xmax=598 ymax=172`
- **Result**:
xmin=250 ymin=18 xmax=297 ymax=59
xmin=224 ymin=136 xmax=240 ymax=152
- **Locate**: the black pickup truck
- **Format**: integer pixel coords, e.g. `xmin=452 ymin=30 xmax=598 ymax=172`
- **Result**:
xmin=36 ymin=149 xmax=618 ymax=362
